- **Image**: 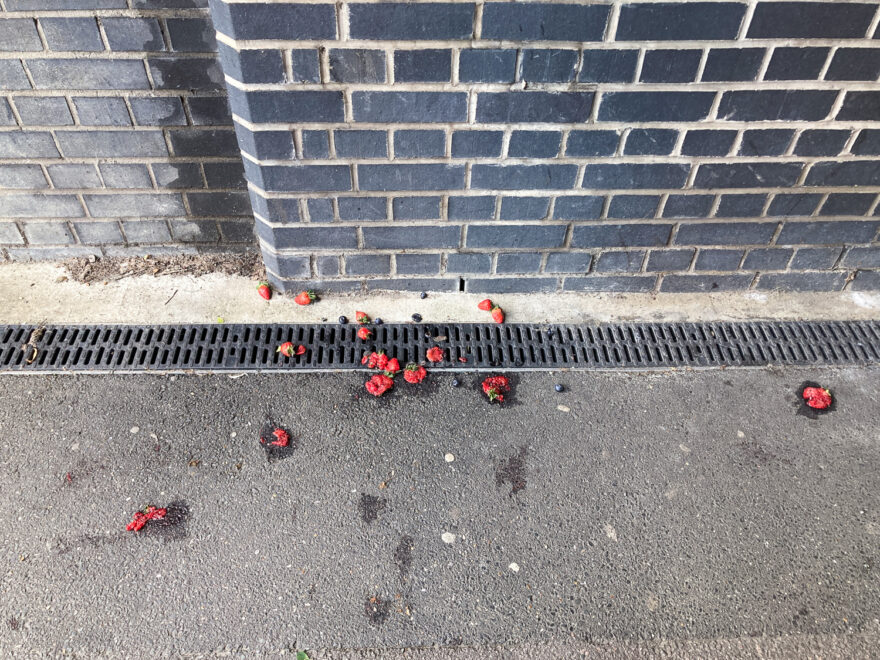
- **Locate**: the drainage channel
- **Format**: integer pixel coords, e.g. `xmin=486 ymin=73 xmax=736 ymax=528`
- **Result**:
xmin=1 ymin=321 xmax=879 ymax=374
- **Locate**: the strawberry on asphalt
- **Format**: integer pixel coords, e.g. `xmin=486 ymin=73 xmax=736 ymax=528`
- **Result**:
xmin=256 ymin=282 xmax=271 ymax=301
xmin=803 ymin=386 xmax=832 ymax=410
xmin=270 ymin=428 xmax=290 ymax=447
xmin=365 ymin=373 xmax=394 ymax=396
xmin=294 ymin=290 xmax=316 ymax=306
xmin=126 ymin=505 xmax=167 ymax=532
xmin=482 ymin=375 xmax=510 ymax=403
xmin=403 ymin=363 xmax=427 ymax=384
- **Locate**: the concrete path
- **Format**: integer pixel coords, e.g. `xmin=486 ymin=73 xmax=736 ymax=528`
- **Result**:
xmin=0 ymin=367 xmax=878 ymax=657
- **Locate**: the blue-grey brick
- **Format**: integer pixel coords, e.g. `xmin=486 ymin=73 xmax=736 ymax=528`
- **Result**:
xmin=100 ymin=164 xmax=152 ymax=189
xmin=757 ymin=272 xmax=847 ymax=292
xmin=695 ymin=249 xmax=743 ymax=271
xmin=448 ymin=196 xmax=495 ymax=220
xmin=579 ymin=50 xmax=638 ymax=83
xmin=204 ymin=162 xmax=246 ymax=189
xmin=607 ymin=195 xmax=660 ymax=219
xmin=806 ymin=161 xmax=880 ymax=187
xmin=11 ymin=0 xmax=127 ymax=6
xmin=149 ymin=57 xmax=223 ymax=90
xmin=166 ymin=18 xmax=216 ymax=52
xmin=680 ymin=130 xmax=736 ymax=157
xmin=477 ymin=92 xmax=592 ymax=123
xmin=247 ymin=163 xmax=351 ymax=193
xmin=623 ymin=129 xmax=677 ymax=156
xmin=74 ymin=221 xmax=123 ymax=244
xmin=583 ymin=164 xmax=690 ymax=190
xmin=85 ymin=193 xmax=184 ymax=217
xmin=237 ymin=126 xmax=295 ymax=160
xmin=566 ymin=131 xmax=619 ymax=157
xmin=616 ymin=2 xmax=745 ymax=40
xmin=334 ymin=130 xmax=387 ymax=158
xmin=0 ymin=164 xmax=48 ymax=189
xmin=14 ymin=97 xmax=73 ymax=126
xmin=482 ymin=3 xmax=609 ymax=41
xmin=353 ymin=91 xmax=466 ymax=123
xmin=595 ymin=250 xmax=645 ymax=273
xmin=640 ymin=49 xmax=701 ymax=83
xmin=716 ymin=194 xmax=767 ymax=218
xmin=572 ymin=223 xmax=671 ymax=248
xmin=777 ymin=220 xmax=880 ymax=245
xmin=447 ymin=252 xmax=491 ymax=273
xmin=169 ymin=129 xmax=238 ymax=157
xmin=394 ymin=49 xmax=451 ymax=82
xmin=103 ymin=18 xmax=164 ymax=51
xmin=22 ymin=221 xmax=75 ymax=245
xmin=393 ymin=196 xmax=441 ymax=220
xmin=72 ymin=97 xmax=130 ymax=126
xmin=188 ymin=191 xmax=251 ymax=216
xmin=8 ymin=246 xmax=103 ymax=261
xmin=350 ymin=3 xmax=474 ymax=40
xmin=747 ymin=2 xmax=875 ymax=39
xmin=742 ymin=248 xmax=793 ymax=270
xmin=302 ymin=130 xmax=329 ymax=159
xmin=365 ymin=278 xmax=459 ymax=293
xmin=767 ymin=193 xmax=822 ymax=217
xmin=57 ymin=130 xmax=166 ymax=157
xmin=338 ymin=196 xmax=386 ymax=221
xmin=0 ymin=98 xmax=15 ymax=125
xmin=28 ymin=59 xmax=150 ymax=90
xmin=0 ymin=18 xmax=42 ymax=51
xmin=738 ymin=129 xmax=795 ymax=157
xmin=564 ymin=276 xmax=655 ymax=293
xmin=0 ymin=60 xmax=30 ymax=90
xmin=0 ymin=193 xmax=85 ymax=218
xmin=508 ymin=131 xmax=562 ymax=158
xmin=210 ymin=2 xmax=334 ymax=40
xmin=130 ymin=97 xmax=186 ymax=126
xmin=122 ymin=219 xmax=170 ymax=243
xmin=694 ymin=163 xmax=802 ymax=189
xmin=794 ymin=130 xmax=851 ymax=157
xmin=837 ymin=92 xmax=880 ymax=121
xmin=396 ymin=253 xmax=442 ymax=275
xmin=520 ymin=49 xmax=578 ymax=82
xmin=262 ymin=252 xmax=309 ymax=278
xmin=218 ymin=42 xmax=284 ymax=84
xmin=827 ymin=48 xmax=880 ymax=81
xmin=459 ymin=49 xmax=516 ymax=83
xmin=359 ymin=164 xmax=465 ymax=192
xmin=0 ymin=132 xmax=59 ymax=158
xmin=451 ymin=131 xmax=503 ymax=158
xmin=702 ymin=48 xmax=764 ymax=82
xmin=599 ymin=92 xmax=714 ymax=122
xmin=719 ymin=90 xmax=837 ymax=121
xmin=47 ymin=164 xmax=100 ymax=189
xmin=40 ymin=18 xmax=103 ymax=52
xmin=315 ymin=255 xmax=339 ymax=277
xmin=646 ymin=249 xmax=694 ymax=272
xmin=152 ymin=163 xmax=202 ymax=189
xmin=497 ymin=252 xmax=542 ymax=274
xmin=345 ymin=254 xmax=391 ymax=275
xmin=790 ymin=247 xmax=841 ymax=270
xmin=249 ymin=194 xmax=300 ymax=223
xmin=499 ymin=197 xmax=550 ymax=220
xmin=394 ymin=130 xmax=445 ymax=158
xmin=842 ymin=247 xmax=880 ymax=268
xmin=661 ymin=274 xmax=753 ymax=292
xmin=764 ymin=47 xmax=829 ymax=81
xmin=553 ymin=196 xmax=604 ymax=220
xmin=675 ymin=222 xmax=777 ymax=245
xmin=663 ymin=195 xmax=714 ymax=218
xmin=850 ymin=271 xmax=880 ymax=291
xmin=329 ymin=49 xmax=386 ymax=83
xmin=467 ymin=224 xmax=566 ymax=248
xmin=820 ymin=193 xmax=875 ymax=216
xmin=290 ymin=49 xmax=321 ymax=83
xmin=170 ymin=219 xmax=219 ymax=242
xmin=473 ymin=165 xmax=578 ymax=191
xmin=545 ymin=252 xmax=592 ymax=274
xmin=307 ymin=198 xmax=333 ymax=222
xmin=0 ymin=222 xmax=24 ymax=245
xmin=363 ymin=225 xmax=459 ymax=249
xmin=188 ymin=96 xmax=233 ymax=125
xmin=467 ymin=277 xmax=559 ymax=294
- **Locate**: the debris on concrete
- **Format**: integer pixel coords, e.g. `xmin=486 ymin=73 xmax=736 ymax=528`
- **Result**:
xmin=62 ymin=251 xmax=265 ymax=284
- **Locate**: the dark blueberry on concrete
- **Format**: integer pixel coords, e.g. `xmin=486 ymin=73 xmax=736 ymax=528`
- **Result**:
xmin=374 ymin=318 xmax=383 ymax=325
xmin=451 ymin=378 xmax=460 ymax=387
xmin=555 ymin=384 xmax=564 ymax=392
xmin=412 ymin=313 xmax=423 ymax=322
xmin=420 ymin=291 xmax=427 ymax=299
xmin=338 ymin=315 xmax=348 ymax=324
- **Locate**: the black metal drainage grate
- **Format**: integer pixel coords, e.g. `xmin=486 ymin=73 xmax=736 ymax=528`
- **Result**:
xmin=1 ymin=321 xmax=879 ymax=373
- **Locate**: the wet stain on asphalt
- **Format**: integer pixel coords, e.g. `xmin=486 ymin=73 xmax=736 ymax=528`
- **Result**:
xmin=358 ymin=493 xmax=386 ymax=523
xmin=142 ymin=500 xmax=190 ymax=541
xmin=393 ymin=535 xmax=413 ymax=580
xmin=495 ymin=445 xmax=528 ymax=495
xmin=7 ymin=616 xmax=20 ymax=631
xmin=364 ymin=596 xmax=391 ymax=626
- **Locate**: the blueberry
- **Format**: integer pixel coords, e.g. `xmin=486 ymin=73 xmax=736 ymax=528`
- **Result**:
xmin=412 ymin=313 xmax=423 ymax=323
xmin=338 ymin=315 xmax=348 ymax=324
xmin=420 ymin=292 xmax=427 ymax=299
xmin=374 ymin=318 xmax=383 ymax=325
xmin=451 ymin=378 xmax=460 ymax=387
xmin=555 ymin=384 xmax=564 ymax=393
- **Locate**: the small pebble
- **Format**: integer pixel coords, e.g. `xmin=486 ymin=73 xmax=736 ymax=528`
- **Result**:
xmin=420 ymin=292 xmax=427 ymax=299
xmin=555 ymin=384 xmax=564 ymax=393
xmin=557 ymin=404 xmax=570 ymax=413
xmin=412 ymin=313 xmax=423 ymax=323
xmin=509 ymin=562 xmax=520 ymax=573
xmin=451 ymin=378 xmax=460 ymax=387
xmin=445 ymin=453 xmax=455 ymax=463
xmin=130 ymin=426 xmax=140 ymax=434
xmin=374 ymin=318 xmax=383 ymax=325
xmin=338 ymin=315 xmax=348 ymax=324
xmin=441 ymin=532 xmax=456 ymax=544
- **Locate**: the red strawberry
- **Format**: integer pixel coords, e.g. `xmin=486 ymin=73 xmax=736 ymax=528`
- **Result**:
xmin=277 ymin=341 xmax=295 ymax=357
xmin=803 ymin=386 xmax=832 ymax=410
xmin=365 ymin=373 xmax=394 ymax=396
xmin=426 ymin=346 xmax=444 ymax=362
xmin=386 ymin=357 xmax=400 ymax=374
xmin=358 ymin=326 xmax=372 ymax=340
xmin=256 ymin=282 xmax=271 ymax=301
xmin=270 ymin=428 xmax=290 ymax=447
xmin=356 ymin=311 xmax=371 ymax=324
xmin=294 ymin=290 xmax=316 ymax=306
xmin=458 ymin=356 xmax=468 ymax=363
xmin=295 ymin=344 xmax=306 ymax=356
xmin=477 ymin=298 xmax=493 ymax=311
xmin=490 ymin=306 xmax=505 ymax=323
xmin=361 ymin=353 xmax=369 ymax=365
xmin=375 ymin=352 xmax=389 ymax=370
xmin=363 ymin=351 xmax=388 ymax=370
xmin=482 ymin=375 xmax=510 ymax=403
xmin=403 ymin=363 xmax=427 ymax=384
xmin=126 ymin=505 xmax=167 ymax=532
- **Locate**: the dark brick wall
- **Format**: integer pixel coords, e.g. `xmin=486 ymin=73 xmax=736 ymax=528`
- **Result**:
xmin=208 ymin=0 xmax=880 ymax=294
xmin=0 ymin=0 xmax=253 ymax=262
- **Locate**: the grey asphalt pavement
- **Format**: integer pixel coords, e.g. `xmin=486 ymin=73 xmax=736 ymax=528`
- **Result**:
xmin=0 ymin=367 xmax=879 ymax=658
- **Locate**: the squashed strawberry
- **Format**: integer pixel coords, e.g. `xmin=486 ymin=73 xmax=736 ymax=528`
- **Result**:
xmin=366 ymin=373 xmax=394 ymax=396
xmin=356 ymin=311 xmax=371 ymax=324
xmin=126 ymin=505 xmax=167 ymax=532
xmin=403 ymin=363 xmax=427 ymax=383
xmin=363 ymin=351 xmax=389 ymax=370
xmin=482 ymin=375 xmax=510 ymax=403
xmin=490 ymin=306 xmax=505 ymax=323
xmin=277 ymin=342 xmax=295 ymax=357
xmin=803 ymin=386 xmax=832 ymax=410
xmin=386 ymin=357 xmax=400 ymax=374
xmin=426 ymin=346 xmax=444 ymax=362
xmin=294 ymin=290 xmax=316 ymax=306
xmin=358 ymin=326 xmax=372 ymax=340
xmin=270 ymin=428 xmax=290 ymax=447
xmin=295 ymin=344 xmax=306 ymax=356
xmin=477 ymin=299 xmax=493 ymax=311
